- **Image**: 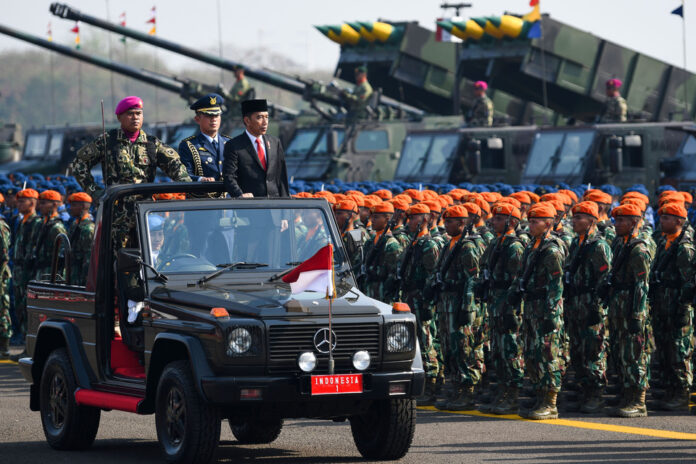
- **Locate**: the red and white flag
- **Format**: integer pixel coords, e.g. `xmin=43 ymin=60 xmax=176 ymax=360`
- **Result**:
xmin=282 ymin=244 xmax=335 ymax=296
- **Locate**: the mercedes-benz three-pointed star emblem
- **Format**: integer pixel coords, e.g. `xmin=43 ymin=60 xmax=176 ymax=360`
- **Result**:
xmin=313 ymin=328 xmax=337 ymax=353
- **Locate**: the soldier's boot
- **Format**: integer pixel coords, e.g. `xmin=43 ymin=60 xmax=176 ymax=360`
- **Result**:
xmin=435 ymin=375 xmax=445 ymax=396
xmin=479 ymin=386 xmax=505 ymax=412
xmin=661 ymin=387 xmax=691 ymax=411
xmin=417 ymin=378 xmax=438 ymax=407
xmin=519 ymin=390 xmax=544 ymax=417
xmin=435 ymin=387 xmax=458 ymax=410
xmin=613 ymin=388 xmax=648 ymax=418
xmin=579 ymin=388 xmax=605 ymax=414
xmin=607 ymin=385 xmax=626 ymax=407
xmin=447 ymin=385 xmax=476 ymax=411
xmin=0 ymin=338 xmax=9 ymax=359
xmin=526 ymin=390 xmax=559 ymax=420
xmin=492 ymin=387 xmax=519 ymax=415
xmin=564 ymin=389 xmax=586 ymax=412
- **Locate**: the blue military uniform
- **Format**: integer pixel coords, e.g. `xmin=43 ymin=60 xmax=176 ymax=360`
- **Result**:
xmin=178 ymin=93 xmax=231 ymax=181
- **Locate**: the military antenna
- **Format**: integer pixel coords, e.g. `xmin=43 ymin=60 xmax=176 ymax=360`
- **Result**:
xmin=440 ymin=3 xmax=472 ymax=16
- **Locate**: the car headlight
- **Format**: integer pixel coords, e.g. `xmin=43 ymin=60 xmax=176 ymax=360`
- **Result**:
xmin=298 ymin=352 xmax=317 ymax=372
xmin=386 ymin=323 xmax=413 ymax=353
xmin=352 ymin=351 xmax=371 ymax=371
xmin=228 ymin=327 xmax=252 ymax=355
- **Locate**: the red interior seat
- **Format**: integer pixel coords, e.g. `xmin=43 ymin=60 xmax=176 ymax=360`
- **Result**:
xmin=111 ymin=336 xmax=145 ymax=379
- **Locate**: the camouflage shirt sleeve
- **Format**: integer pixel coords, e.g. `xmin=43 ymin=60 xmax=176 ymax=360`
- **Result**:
xmin=542 ymin=243 xmax=564 ymax=321
xmin=628 ymin=242 xmax=651 ymax=318
xmin=421 ymin=239 xmax=440 ymax=273
xmin=71 ymin=136 xmax=105 ymax=198
xmin=0 ymin=220 xmax=10 ymax=272
xmin=589 ymin=238 xmax=612 ymax=283
xmin=676 ymin=241 xmax=695 ymax=305
xmin=459 ymin=242 xmax=479 ymax=312
xmin=154 ymin=139 xmax=192 ymax=182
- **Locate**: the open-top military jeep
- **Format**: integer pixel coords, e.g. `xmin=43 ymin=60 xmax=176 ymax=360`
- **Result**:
xmin=18 ymin=182 xmax=424 ymax=463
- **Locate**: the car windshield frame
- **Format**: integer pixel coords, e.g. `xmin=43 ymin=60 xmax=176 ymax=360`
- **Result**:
xmin=524 ymin=130 xmax=596 ymax=180
xmin=24 ymin=132 xmax=49 ymax=159
xmin=395 ymin=132 xmax=460 ymax=181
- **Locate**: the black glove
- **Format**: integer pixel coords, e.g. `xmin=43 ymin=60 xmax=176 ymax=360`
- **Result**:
xmin=586 ymin=311 xmax=603 ymax=327
xmin=628 ymin=318 xmax=642 ymax=334
xmin=541 ymin=318 xmax=556 ymax=334
xmin=458 ymin=310 xmax=475 ymax=326
xmin=503 ymin=313 xmax=520 ymax=331
xmin=507 ymin=290 xmax=522 ymax=307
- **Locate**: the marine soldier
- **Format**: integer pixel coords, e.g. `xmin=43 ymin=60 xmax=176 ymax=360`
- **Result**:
xmin=565 ymin=201 xmax=612 ymax=413
xmin=585 ymin=190 xmax=616 ymax=243
xmin=341 ymin=66 xmax=373 ymax=119
xmin=334 ymin=199 xmax=366 ymax=276
xmin=479 ymin=203 xmax=526 ymax=415
xmin=398 ymin=204 xmax=440 ymax=395
xmin=603 ymin=203 xmax=653 ymax=418
xmin=362 ymin=202 xmax=403 ymax=303
xmin=67 ymin=192 xmax=95 ymax=286
xmin=649 ymin=202 xmax=694 ymax=410
xmin=389 ymin=197 xmax=412 ymax=249
xmin=510 ymin=202 xmax=566 ymax=420
xmin=601 ymin=78 xmax=628 ymax=123
xmin=32 ymin=190 xmax=68 ymax=281
xmin=0 ymin=209 xmax=11 ymax=359
xmin=178 ymin=93 xmax=231 ymax=186
xmin=70 ymin=96 xmax=191 ymax=249
xmin=229 ymin=65 xmax=252 ymax=110
xmin=424 ymin=199 xmax=446 ymax=250
xmin=433 ymin=205 xmax=484 ymax=410
xmin=467 ymin=81 xmax=494 ymax=127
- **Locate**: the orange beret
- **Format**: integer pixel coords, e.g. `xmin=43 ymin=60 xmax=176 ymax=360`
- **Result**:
xmin=480 ymin=191 xmax=502 ymax=203
xmin=443 ymin=205 xmax=469 ymax=218
xmin=68 ymin=192 xmax=92 ymax=203
xmin=314 ymin=192 xmax=336 ymax=204
xmin=334 ymin=199 xmax=358 ymax=213
xmin=404 ymin=189 xmax=424 ymax=202
xmin=621 ymin=191 xmax=649 ymax=205
xmin=620 ymin=198 xmax=647 ymax=212
xmin=0 ymin=193 xmax=4 ymax=203
xmin=333 ymin=193 xmax=346 ymax=202
xmin=659 ymin=190 xmax=682 ymax=199
xmin=344 ymin=190 xmax=364 ymax=197
xmin=153 ymin=193 xmax=174 ymax=200
xmin=295 ymin=192 xmax=313 ymax=198
xmin=547 ymin=199 xmax=565 ymax=213
xmin=497 ymin=197 xmax=521 ymax=209
xmin=611 ymin=204 xmax=643 ymax=218
xmin=365 ymin=194 xmax=382 ymax=204
xmin=461 ymin=202 xmax=482 ymax=217
xmin=390 ymin=198 xmax=411 ymax=211
xmin=558 ymin=189 xmax=578 ymax=203
xmin=422 ymin=190 xmax=439 ymax=201
xmin=585 ymin=190 xmax=612 ymax=204
xmin=407 ymin=203 xmax=430 ymax=215
xmin=17 ymin=188 xmax=39 ymax=199
xmin=371 ymin=202 xmax=395 ymax=214
xmin=658 ymin=202 xmax=688 ymax=219
xmin=681 ymin=191 xmax=693 ymax=204
xmin=440 ymin=194 xmax=454 ymax=206
xmin=424 ymin=200 xmax=442 ymax=214
xmin=372 ymin=189 xmax=393 ymax=200
xmin=658 ymin=196 xmax=684 ymax=208
xmin=448 ymin=190 xmax=467 ymax=201
xmin=472 ymin=197 xmax=491 ymax=215
xmin=571 ymin=201 xmax=599 ymax=219
xmin=393 ymin=194 xmax=413 ymax=204
xmin=39 ymin=190 xmax=62 ymax=201
xmin=527 ymin=192 xmax=540 ymax=203
xmin=347 ymin=194 xmax=365 ymax=207
xmin=462 ymin=193 xmax=482 ymax=203
xmin=527 ymin=202 xmax=557 ymax=219
xmin=366 ymin=197 xmax=383 ymax=209
xmin=491 ymin=203 xmax=521 ymax=219
xmin=509 ymin=191 xmax=531 ymax=205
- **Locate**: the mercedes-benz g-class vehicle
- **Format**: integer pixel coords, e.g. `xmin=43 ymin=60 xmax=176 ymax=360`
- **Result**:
xmin=18 ymin=182 xmax=424 ymax=463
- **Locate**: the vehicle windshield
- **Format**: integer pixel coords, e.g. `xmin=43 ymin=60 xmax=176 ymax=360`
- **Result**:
xmin=679 ymin=134 xmax=696 ymax=157
xmin=144 ymin=206 xmax=340 ymax=275
xmin=286 ymin=128 xmax=345 ymax=157
xmin=47 ymin=133 xmax=63 ymax=158
xmin=524 ymin=130 xmax=595 ymax=180
xmin=24 ymin=133 xmax=48 ymax=159
xmin=395 ymin=133 xmax=459 ymax=181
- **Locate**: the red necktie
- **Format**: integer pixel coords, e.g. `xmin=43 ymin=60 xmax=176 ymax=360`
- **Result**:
xmin=256 ymin=137 xmax=267 ymax=171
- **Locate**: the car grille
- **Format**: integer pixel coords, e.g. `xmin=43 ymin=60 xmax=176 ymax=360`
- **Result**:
xmin=268 ymin=322 xmax=381 ymax=374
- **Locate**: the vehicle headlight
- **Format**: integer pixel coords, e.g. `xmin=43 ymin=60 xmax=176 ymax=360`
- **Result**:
xmin=298 ymin=352 xmax=317 ymax=372
xmin=386 ymin=323 xmax=413 ymax=353
xmin=228 ymin=327 xmax=252 ymax=355
xmin=352 ymin=351 xmax=371 ymax=371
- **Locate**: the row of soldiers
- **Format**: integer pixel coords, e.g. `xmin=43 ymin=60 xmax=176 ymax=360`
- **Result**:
xmin=302 ymin=185 xmax=694 ymax=419
xmin=0 ymin=189 xmax=95 ymax=359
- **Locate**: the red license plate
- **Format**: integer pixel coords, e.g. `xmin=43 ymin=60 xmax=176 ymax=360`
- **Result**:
xmin=311 ymin=374 xmax=363 ymax=395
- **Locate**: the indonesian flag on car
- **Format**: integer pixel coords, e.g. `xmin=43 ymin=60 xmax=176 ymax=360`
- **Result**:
xmin=282 ymin=244 xmax=335 ymax=297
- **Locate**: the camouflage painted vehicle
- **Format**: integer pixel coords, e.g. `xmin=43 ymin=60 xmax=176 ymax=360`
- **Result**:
xmin=661 ymin=125 xmax=696 ymax=191
xmin=520 ymin=122 xmax=690 ymax=192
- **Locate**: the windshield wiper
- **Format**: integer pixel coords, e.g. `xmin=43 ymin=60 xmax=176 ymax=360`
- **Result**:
xmin=197 ymin=262 xmax=268 ymax=285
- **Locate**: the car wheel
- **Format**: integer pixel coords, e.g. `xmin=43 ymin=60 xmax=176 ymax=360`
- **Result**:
xmin=350 ymin=398 xmax=416 ymax=460
xmin=40 ymin=348 xmax=101 ymax=450
xmin=155 ymin=360 xmax=220 ymax=464
xmin=230 ymin=417 xmax=283 ymax=444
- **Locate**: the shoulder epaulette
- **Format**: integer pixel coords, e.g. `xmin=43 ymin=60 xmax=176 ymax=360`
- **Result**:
xmin=182 ymin=135 xmax=196 ymax=142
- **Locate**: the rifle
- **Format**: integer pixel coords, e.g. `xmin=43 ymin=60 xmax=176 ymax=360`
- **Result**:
xmin=426 ymin=231 xmax=469 ymax=305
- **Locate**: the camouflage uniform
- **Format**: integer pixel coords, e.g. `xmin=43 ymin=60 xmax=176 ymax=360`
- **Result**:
xmin=0 ymin=217 xmax=12 ymax=343
xmin=12 ymin=213 xmax=42 ymax=336
xmin=344 ymin=80 xmax=373 ymax=119
xmin=362 ymin=229 xmax=403 ymax=303
xmin=230 ymin=77 xmax=251 ymax=103
xmin=597 ymin=219 xmax=616 ymax=244
xmin=68 ymin=213 xmax=95 ymax=286
xmin=565 ymin=229 xmax=612 ymax=398
xmin=468 ymin=95 xmax=494 ymax=127
xmin=391 ymin=225 xmax=411 ymax=249
xmin=159 ymin=217 xmax=191 ymax=262
xmin=32 ymin=214 xmax=68 ymax=281
xmin=70 ymin=129 xmax=191 ymax=249
xmin=475 ymin=223 xmax=495 ymax=247
xmin=602 ymin=95 xmax=628 ymax=122
xmin=649 ymin=230 xmax=695 ymax=404
xmin=341 ymin=225 xmax=367 ymax=276
xmin=399 ymin=231 xmax=440 ymax=381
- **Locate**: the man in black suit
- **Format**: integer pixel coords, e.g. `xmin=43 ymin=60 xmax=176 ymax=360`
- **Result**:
xmin=222 ymin=99 xmax=289 ymax=198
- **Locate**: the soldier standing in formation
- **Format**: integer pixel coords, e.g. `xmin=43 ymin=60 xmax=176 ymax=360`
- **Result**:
xmin=334 ymin=199 xmax=366 ymax=275
xmin=467 ymin=81 xmax=494 ymax=127
xmin=362 ymin=202 xmax=402 ymax=303
xmin=32 ymin=190 xmax=67 ymax=280
xmin=0 ymin=205 xmax=11 ymax=359
xmin=601 ymin=78 xmax=628 ymax=123
xmin=67 ymin=192 xmax=95 ymax=286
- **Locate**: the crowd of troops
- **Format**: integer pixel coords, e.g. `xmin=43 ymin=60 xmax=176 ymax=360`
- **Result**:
xmin=302 ymin=184 xmax=695 ymax=419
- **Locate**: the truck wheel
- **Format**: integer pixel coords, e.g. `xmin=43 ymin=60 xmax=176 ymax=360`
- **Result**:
xmin=40 ymin=348 xmax=101 ymax=450
xmin=155 ymin=360 xmax=220 ymax=464
xmin=230 ymin=417 xmax=283 ymax=444
xmin=350 ymin=398 xmax=416 ymax=460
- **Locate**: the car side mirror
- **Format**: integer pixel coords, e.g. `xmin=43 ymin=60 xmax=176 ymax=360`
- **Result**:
xmin=118 ymin=248 xmax=142 ymax=274
xmin=609 ymin=136 xmax=623 ymax=174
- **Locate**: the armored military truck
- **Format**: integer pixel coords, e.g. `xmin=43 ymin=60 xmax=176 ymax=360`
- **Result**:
xmin=17 ymin=182 xmax=423 ymax=463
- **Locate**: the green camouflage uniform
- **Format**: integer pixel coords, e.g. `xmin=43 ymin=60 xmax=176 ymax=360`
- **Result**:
xmin=399 ymin=231 xmax=440 ymax=379
xmin=602 ymin=95 xmax=628 ymax=122
xmin=70 ymin=129 xmax=191 ymax=249
xmin=68 ymin=214 xmax=95 ymax=286
xmin=565 ymin=228 xmax=612 ymax=390
xmin=517 ymin=235 xmax=566 ymax=393
xmin=597 ymin=219 xmax=616 ymax=244
xmin=227 ymin=77 xmax=252 ymax=118
xmin=344 ymin=80 xmax=373 ymax=119
xmin=341 ymin=225 xmax=367 ymax=276
xmin=362 ymin=229 xmax=403 ymax=302
xmin=434 ymin=235 xmax=484 ymax=388
xmin=430 ymin=226 xmax=447 ymax=251
xmin=475 ymin=223 xmax=495 ymax=247
xmin=468 ymin=95 xmax=494 ymax=127
xmin=0 ymin=217 xmax=12 ymax=342
xmin=32 ymin=214 xmax=68 ymax=281
xmin=649 ymin=231 xmax=695 ymax=392
xmin=607 ymin=236 xmax=653 ymax=391
xmin=391 ymin=225 xmax=411 ymax=249
xmin=12 ymin=213 xmax=42 ymax=336
xmin=160 ymin=217 xmax=191 ymax=262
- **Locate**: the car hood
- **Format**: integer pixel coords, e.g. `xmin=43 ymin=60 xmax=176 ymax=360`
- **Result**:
xmin=149 ymin=283 xmax=389 ymax=318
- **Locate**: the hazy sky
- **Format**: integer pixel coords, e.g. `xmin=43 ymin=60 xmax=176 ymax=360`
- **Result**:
xmin=0 ymin=0 xmax=693 ymax=73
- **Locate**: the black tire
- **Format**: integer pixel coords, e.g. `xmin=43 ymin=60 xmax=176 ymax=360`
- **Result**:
xmin=230 ymin=417 xmax=283 ymax=444
xmin=40 ymin=348 xmax=101 ymax=450
xmin=155 ymin=360 xmax=220 ymax=464
xmin=350 ymin=398 xmax=416 ymax=460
